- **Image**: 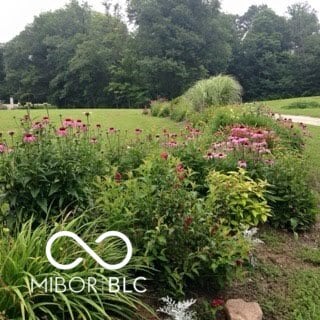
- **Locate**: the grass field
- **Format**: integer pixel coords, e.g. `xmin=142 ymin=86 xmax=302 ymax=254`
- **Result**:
xmin=264 ymin=96 xmax=320 ymax=117
xmin=304 ymin=125 xmax=320 ymax=205
xmin=0 ymin=109 xmax=180 ymax=139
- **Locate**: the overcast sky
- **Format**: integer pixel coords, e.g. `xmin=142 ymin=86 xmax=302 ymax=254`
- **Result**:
xmin=0 ymin=0 xmax=319 ymax=43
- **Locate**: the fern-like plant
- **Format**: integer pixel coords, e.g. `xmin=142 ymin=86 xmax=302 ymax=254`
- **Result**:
xmin=157 ymin=297 xmax=197 ymax=320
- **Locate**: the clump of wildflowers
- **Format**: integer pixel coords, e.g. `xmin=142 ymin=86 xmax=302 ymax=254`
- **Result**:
xmin=205 ymin=124 xmax=276 ymax=166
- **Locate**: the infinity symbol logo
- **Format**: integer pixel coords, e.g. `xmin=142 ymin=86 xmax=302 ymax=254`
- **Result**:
xmin=46 ymin=231 xmax=133 ymax=270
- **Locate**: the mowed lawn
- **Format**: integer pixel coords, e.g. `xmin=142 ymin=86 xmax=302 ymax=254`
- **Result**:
xmin=264 ymin=96 xmax=320 ymax=117
xmin=0 ymin=109 xmax=181 ymax=139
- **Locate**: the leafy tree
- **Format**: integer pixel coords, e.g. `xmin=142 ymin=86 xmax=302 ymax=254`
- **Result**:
xmin=229 ymin=7 xmax=291 ymax=100
xmin=286 ymin=3 xmax=320 ymax=96
xmin=0 ymin=45 xmax=7 ymax=101
xmin=127 ymin=0 xmax=233 ymax=99
xmin=4 ymin=1 xmax=130 ymax=107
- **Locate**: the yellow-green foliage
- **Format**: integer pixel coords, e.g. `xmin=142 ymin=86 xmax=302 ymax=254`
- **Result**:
xmin=206 ymin=169 xmax=271 ymax=228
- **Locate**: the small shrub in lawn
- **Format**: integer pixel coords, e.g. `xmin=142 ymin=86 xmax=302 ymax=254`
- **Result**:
xmin=95 ymin=156 xmax=264 ymax=296
xmin=0 ymin=215 xmax=150 ymax=319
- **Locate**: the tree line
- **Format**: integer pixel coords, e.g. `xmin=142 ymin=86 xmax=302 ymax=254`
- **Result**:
xmin=0 ymin=0 xmax=319 ymax=107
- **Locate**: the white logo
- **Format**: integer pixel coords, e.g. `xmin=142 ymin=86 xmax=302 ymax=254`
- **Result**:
xmin=46 ymin=231 xmax=133 ymax=270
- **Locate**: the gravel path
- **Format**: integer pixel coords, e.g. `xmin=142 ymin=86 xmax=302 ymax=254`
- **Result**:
xmin=276 ymin=114 xmax=320 ymax=126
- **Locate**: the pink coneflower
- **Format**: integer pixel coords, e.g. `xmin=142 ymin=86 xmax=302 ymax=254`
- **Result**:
xmin=83 ymin=112 xmax=91 ymax=117
xmin=166 ymin=141 xmax=178 ymax=148
xmin=176 ymin=163 xmax=185 ymax=180
xmin=251 ymin=130 xmax=265 ymax=140
xmin=238 ymin=160 xmax=247 ymax=168
xmin=265 ymin=159 xmax=275 ymax=165
xmin=0 ymin=143 xmax=6 ymax=153
xmin=63 ymin=118 xmax=74 ymax=127
xmin=176 ymin=163 xmax=184 ymax=173
xmin=205 ymin=152 xmax=214 ymax=160
xmin=114 ymin=172 xmax=122 ymax=183
xmin=42 ymin=116 xmax=50 ymax=124
xmin=258 ymin=148 xmax=271 ymax=154
xmin=81 ymin=124 xmax=88 ymax=132
xmin=213 ymin=153 xmax=227 ymax=159
xmin=231 ymin=125 xmax=249 ymax=137
xmin=191 ymin=128 xmax=201 ymax=136
xmin=32 ymin=122 xmax=43 ymax=130
xmin=8 ymin=131 xmax=15 ymax=136
xmin=135 ymin=128 xmax=142 ymax=134
xmin=160 ymin=151 xmax=168 ymax=160
xmin=252 ymin=142 xmax=268 ymax=150
xmin=96 ymin=124 xmax=101 ymax=129
xmin=75 ymin=119 xmax=83 ymax=127
xmin=90 ymin=137 xmax=98 ymax=144
xmin=108 ymin=127 xmax=116 ymax=134
xmin=212 ymin=142 xmax=223 ymax=149
xmin=23 ymin=133 xmax=37 ymax=143
xmin=56 ymin=127 xmax=68 ymax=137
xmin=238 ymin=137 xmax=249 ymax=145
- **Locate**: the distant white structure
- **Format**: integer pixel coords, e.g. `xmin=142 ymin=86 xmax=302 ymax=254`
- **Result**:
xmin=9 ymin=97 xmax=14 ymax=110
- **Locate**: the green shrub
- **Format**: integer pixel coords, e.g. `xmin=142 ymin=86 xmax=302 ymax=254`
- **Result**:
xmin=284 ymin=100 xmax=320 ymax=109
xmin=258 ymin=154 xmax=317 ymax=231
xmin=185 ymin=75 xmax=242 ymax=112
xmin=0 ymin=122 xmax=108 ymax=227
xmin=206 ymin=170 xmax=271 ymax=229
xmin=95 ymin=156 xmax=254 ymax=296
xmin=150 ymin=99 xmax=168 ymax=116
xmin=158 ymin=102 xmax=171 ymax=117
xmin=169 ymin=96 xmax=193 ymax=122
xmin=0 ymin=216 xmax=150 ymax=319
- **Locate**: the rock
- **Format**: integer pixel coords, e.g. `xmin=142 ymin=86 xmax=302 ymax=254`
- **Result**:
xmin=225 ymin=299 xmax=263 ymax=320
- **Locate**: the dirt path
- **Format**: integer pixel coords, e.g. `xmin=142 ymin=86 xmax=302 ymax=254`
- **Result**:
xmin=277 ymin=114 xmax=320 ymax=126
